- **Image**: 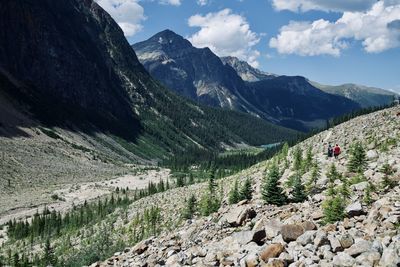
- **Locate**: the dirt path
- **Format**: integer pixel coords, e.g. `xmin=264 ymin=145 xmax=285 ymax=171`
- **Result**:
xmin=0 ymin=168 xmax=170 ymax=226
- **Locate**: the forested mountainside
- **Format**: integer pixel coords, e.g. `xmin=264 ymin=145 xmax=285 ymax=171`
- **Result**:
xmin=0 ymin=0 xmax=297 ymax=235
xmin=133 ymin=30 xmax=360 ymax=131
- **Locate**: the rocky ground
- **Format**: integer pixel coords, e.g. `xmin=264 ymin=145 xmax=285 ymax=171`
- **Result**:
xmin=91 ymin=107 xmax=400 ymax=267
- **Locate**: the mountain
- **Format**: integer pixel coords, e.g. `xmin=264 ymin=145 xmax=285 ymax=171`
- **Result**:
xmin=221 ymin=56 xmax=277 ymax=82
xmin=310 ymin=81 xmax=397 ymax=108
xmin=223 ymin=56 xmax=396 ymax=109
xmin=133 ymin=31 xmax=360 ymax=131
xmin=132 ymin=30 xmax=250 ymax=110
xmin=95 ymin=107 xmax=400 ymax=267
xmin=0 ymin=0 xmax=295 ymax=154
xmin=0 ymin=0 xmax=299 ymax=217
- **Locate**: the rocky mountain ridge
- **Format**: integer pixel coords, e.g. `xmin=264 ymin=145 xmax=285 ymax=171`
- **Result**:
xmin=92 ymin=106 xmax=400 ymax=267
xmin=133 ymin=30 xmax=360 ymax=131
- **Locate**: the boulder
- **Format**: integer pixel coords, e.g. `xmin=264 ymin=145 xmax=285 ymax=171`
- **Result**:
xmin=281 ymin=224 xmax=304 ymax=242
xmin=366 ymin=150 xmax=378 ymax=159
xmin=302 ymin=221 xmax=317 ymax=231
xmin=332 ymin=252 xmax=355 ymax=267
xmin=314 ymin=230 xmax=329 ymax=247
xmin=220 ymin=205 xmax=256 ymax=226
xmin=346 ymin=201 xmax=364 ymax=217
xmin=379 ymin=247 xmax=400 ymax=267
xmin=265 ymin=218 xmax=283 ymax=239
xmin=355 ymin=251 xmax=381 ymax=267
xmin=265 ymin=259 xmax=285 ymax=267
xmin=259 ymin=243 xmax=284 ymax=262
xmin=297 ymin=230 xmax=316 ymax=246
xmin=345 ymin=240 xmax=372 ymax=257
xmin=244 ymin=253 xmax=259 ymax=267
xmin=328 ymin=235 xmax=343 ymax=253
xmin=339 ymin=234 xmax=354 ymax=249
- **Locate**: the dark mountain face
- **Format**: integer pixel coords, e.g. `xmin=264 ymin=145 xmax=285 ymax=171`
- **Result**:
xmin=0 ymin=0 xmax=145 ymax=139
xmin=244 ymin=76 xmax=360 ymax=131
xmin=132 ymin=30 xmax=249 ymax=111
xmin=134 ymin=31 xmax=361 ymax=131
xmin=0 ymin=0 xmax=296 ymax=157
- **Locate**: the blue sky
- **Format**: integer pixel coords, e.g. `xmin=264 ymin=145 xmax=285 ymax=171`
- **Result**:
xmin=96 ymin=0 xmax=400 ymax=91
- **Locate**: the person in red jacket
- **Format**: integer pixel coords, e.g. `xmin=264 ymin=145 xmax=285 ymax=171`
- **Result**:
xmin=333 ymin=144 xmax=341 ymax=159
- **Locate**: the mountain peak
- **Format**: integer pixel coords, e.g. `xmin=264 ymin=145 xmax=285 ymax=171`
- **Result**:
xmin=221 ymin=56 xmax=277 ymax=82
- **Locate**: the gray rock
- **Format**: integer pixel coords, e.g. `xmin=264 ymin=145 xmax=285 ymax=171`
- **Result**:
xmin=265 ymin=218 xmax=283 ymax=239
xmin=346 ymin=201 xmax=364 ymax=217
xmin=332 ymin=252 xmax=355 ymax=267
xmin=220 ymin=205 xmax=256 ymax=226
xmin=351 ymin=181 xmax=369 ymax=191
xmin=345 ymin=240 xmax=372 ymax=257
xmin=355 ymin=251 xmax=381 ymax=267
xmin=366 ymin=150 xmax=378 ymax=159
xmin=281 ymin=224 xmax=305 ymax=242
xmin=314 ymin=230 xmax=330 ymax=247
xmin=232 ymin=231 xmax=254 ymax=246
xmin=379 ymin=247 xmax=400 ymax=267
xmin=371 ymin=240 xmax=383 ymax=254
xmin=339 ymin=234 xmax=354 ymax=249
xmin=328 ymin=235 xmax=343 ymax=253
xmin=297 ymin=230 xmax=316 ymax=246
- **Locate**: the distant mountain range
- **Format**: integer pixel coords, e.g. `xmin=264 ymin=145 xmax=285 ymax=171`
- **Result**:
xmin=0 ymin=0 xmax=296 ymax=161
xmin=134 ymin=30 xmax=388 ymax=131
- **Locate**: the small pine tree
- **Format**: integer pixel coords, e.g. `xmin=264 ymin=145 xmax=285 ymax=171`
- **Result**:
xmin=188 ymin=173 xmax=194 ymax=185
xmin=293 ymin=147 xmax=303 ymax=171
xmin=306 ymin=160 xmax=321 ymax=192
xmin=43 ymin=239 xmax=57 ymax=266
xmin=322 ymin=195 xmax=346 ymax=224
xmin=363 ymin=183 xmax=373 ymax=205
xmin=291 ymin=174 xmax=307 ymax=203
xmin=208 ymin=170 xmax=217 ymax=195
xmin=262 ymin=164 xmax=287 ymax=206
xmin=228 ymin=179 xmax=240 ymax=204
xmin=347 ymin=142 xmax=367 ymax=173
xmin=182 ymin=195 xmax=197 ymax=219
xmin=303 ymin=146 xmax=313 ymax=172
xmin=326 ymin=164 xmax=341 ymax=183
xmin=176 ymin=176 xmax=185 ymax=187
xmin=239 ymin=177 xmax=253 ymax=201
xmin=339 ymin=178 xmax=351 ymax=199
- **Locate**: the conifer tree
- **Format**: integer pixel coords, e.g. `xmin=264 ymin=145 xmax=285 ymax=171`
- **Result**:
xmin=43 ymin=239 xmax=56 ymax=266
xmin=306 ymin=160 xmax=321 ymax=192
xmin=347 ymin=141 xmax=367 ymax=173
xmin=262 ymin=164 xmax=287 ymax=206
xmin=183 ymin=195 xmax=197 ymax=219
xmin=239 ymin=177 xmax=253 ymax=201
xmin=303 ymin=146 xmax=313 ymax=172
xmin=291 ymin=173 xmax=307 ymax=203
xmin=293 ymin=147 xmax=303 ymax=171
xmin=326 ymin=164 xmax=341 ymax=183
xmin=363 ymin=182 xmax=373 ymax=205
xmin=322 ymin=195 xmax=346 ymax=224
xmin=228 ymin=179 xmax=240 ymax=204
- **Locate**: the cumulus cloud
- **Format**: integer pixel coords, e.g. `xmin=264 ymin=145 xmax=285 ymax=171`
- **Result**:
xmin=197 ymin=0 xmax=208 ymax=6
xmin=270 ymin=1 xmax=400 ymax=56
xmin=159 ymin=0 xmax=181 ymax=6
xmin=188 ymin=9 xmax=261 ymax=67
xmin=95 ymin=0 xmax=145 ymax=36
xmin=271 ymin=0 xmax=377 ymax=13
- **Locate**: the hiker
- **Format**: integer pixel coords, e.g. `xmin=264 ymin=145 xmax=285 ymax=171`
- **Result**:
xmin=333 ymin=144 xmax=341 ymax=159
xmin=327 ymin=144 xmax=333 ymax=158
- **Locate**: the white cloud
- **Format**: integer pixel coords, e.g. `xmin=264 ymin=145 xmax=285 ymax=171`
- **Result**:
xmin=271 ymin=0 xmax=377 ymax=13
xmin=95 ymin=0 xmax=145 ymax=37
xmin=197 ymin=0 xmax=208 ymax=6
xmin=159 ymin=0 xmax=181 ymax=6
xmin=188 ymin=9 xmax=261 ymax=67
xmin=270 ymin=1 xmax=400 ymax=56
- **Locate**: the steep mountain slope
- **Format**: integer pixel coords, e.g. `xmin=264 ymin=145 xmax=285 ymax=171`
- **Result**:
xmin=0 ymin=0 xmax=298 ymax=218
xmin=244 ymin=76 xmax=360 ymax=131
xmin=221 ymin=56 xmax=277 ymax=82
xmin=223 ymin=56 xmax=396 ymax=109
xmin=94 ymin=106 xmax=400 ymax=267
xmin=133 ymin=31 xmax=361 ymax=131
xmin=310 ymin=81 xmax=397 ymax=108
xmin=132 ymin=30 xmax=250 ymax=110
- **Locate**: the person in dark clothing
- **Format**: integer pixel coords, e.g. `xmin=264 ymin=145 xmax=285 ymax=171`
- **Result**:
xmin=327 ymin=144 xmax=333 ymax=158
xmin=334 ymin=144 xmax=341 ymax=159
